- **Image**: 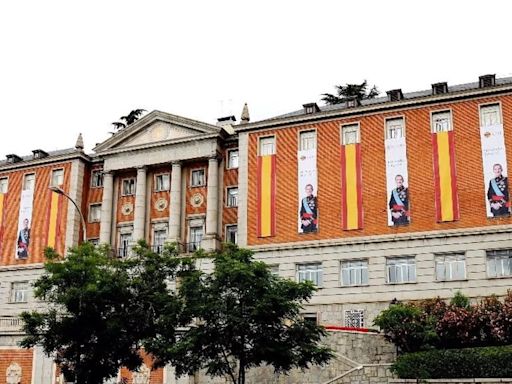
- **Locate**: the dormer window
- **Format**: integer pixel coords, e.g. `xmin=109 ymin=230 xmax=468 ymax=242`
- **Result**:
xmin=345 ymin=97 xmax=360 ymax=108
xmin=32 ymin=149 xmax=49 ymax=159
xmin=432 ymin=82 xmax=448 ymax=95
xmin=6 ymin=154 xmax=22 ymax=164
xmin=479 ymin=74 xmax=496 ymax=88
xmin=303 ymin=103 xmax=320 ymax=115
xmin=386 ymin=89 xmax=404 ymax=102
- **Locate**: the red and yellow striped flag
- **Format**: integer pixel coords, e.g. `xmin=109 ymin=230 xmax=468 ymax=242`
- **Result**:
xmin=257 ymin=155 xmax=276 ymax=237
xmin=341 ymin=144 xmax=363 ymax=230
xmin=0 ymin=193 xmax=5 ymax=254
xmin=432 ymin=131 xmax=459 ymax=222
xmin=46 ymin=190 xmax=63 ymax=248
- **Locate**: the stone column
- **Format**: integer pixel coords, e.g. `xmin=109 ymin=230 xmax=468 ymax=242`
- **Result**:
xmin=132 ymin=166 xmax=147 ymax=242
xmin=168 ymin=162 xmax=182 ymax=243
xmin=202 ymin=156 xmax=220 ymax=251
xmin=99 ymin=171 xmax=114 ymax=244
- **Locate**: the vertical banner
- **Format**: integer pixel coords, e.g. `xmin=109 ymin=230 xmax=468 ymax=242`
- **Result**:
xmin=341 ymin=144 xmax=363 ymax=230
xmin=0 ymin=193 xmax=5 ymax=255
xmin=385 ymin=132 xmax=410 ymax=226
xmin=432 ymin=131 xmax=459 ymax=222
xmin=298 ymin=148 xmax=318 ymax=233
xmin=257 ymin=155 xmax=276 ymax=237
xmin=16 ymin=189 xmax=34 ymax=259
xmin=46 ymin=190 xmax=63 ymax=248
xmin=480 ymin=123 xmax=510 ymax=217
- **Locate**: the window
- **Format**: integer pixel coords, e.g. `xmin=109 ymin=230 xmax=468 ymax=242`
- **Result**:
xmin=480 ymin=104 xmax=502 ymax=126
xmin=226 ymin=187 xmax=238 ymax=207
xmin=341 ymin=260 xmax=369 ymax=286
xmin=89 ymin=238 xmax=99 ymax=246
xmin=118 ymin=232 xmax=132 ymax=258
xmin=88 ymin=204 xmax=101 ymax=223
xmin=297 ymin=263 xmax=323 ymax=287
xmin=91 ymin=170 xmax=104 ymax=188
xmin=191 ymin=169 xmax=205 ymax=187
xmin=431 ymin=111 xmax=452 ymax=133
xmin=300 ymin=130 xmax=317 ymax=151
xmin=344 ymin=309 xmax=365 ymax=328
xmin=0 ymin=177 xmax=8 ymax=194
xmin=269 ymin=264 xmax=280 ymax=276
xmin=189 ymin=225 xmax=204 ymax=252
xmin=122 ymin=178 xmax=136 ymax=196
xmin=153 ymin=228 xmax=167 ymax=254
xmin=386 ymin=256 xmax=416 ymax=284
xmin=227 ymin=149 xmax=239 ymax=169
xmin=386 ymin=118 xmax=405 ymax=139
xmin=303 ymin=313 xmax=318 ymax=325
xmin=225 ymin=225 xmax=238 ymax=244
xmin=155 ymin=174 xmax=170 ymax=192
xmin=435 ymin=253 xmax=466 ymax=281
xmin=259 ymin=136 xmax=275 ymax=156
xmin=341 ymin=124 xmax=360 ymax=145
xmin=51 ymin=169 xmax=64 ymax=187
xmin=487 ymin=249 xmax=512 ymax=278
xmin=10 ymin=282 xmax=29 ymax=303
xmin=23 ymin=174 xmax=35 ymax=191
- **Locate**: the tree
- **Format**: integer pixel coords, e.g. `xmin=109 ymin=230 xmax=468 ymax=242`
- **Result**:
xmin=20 ymin=242 xmax=183 ymax=384
xmin=111 ymin=109 xmax=146 ymax=130
xmin=147 ymin=244 xmax=333 ymax=384
xmin=321 ymin=80 xmax=379 ymax=105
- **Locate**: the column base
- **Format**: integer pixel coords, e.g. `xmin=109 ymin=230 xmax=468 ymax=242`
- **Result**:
xmin=201 ymin=235 xmax=221 ymax=252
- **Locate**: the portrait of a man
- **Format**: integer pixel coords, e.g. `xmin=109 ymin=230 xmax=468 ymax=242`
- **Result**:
xmin=300 ymin=184 xmax=318 ymax=233
xmin=389 ymin=174 xmax=409 ymax=226
xmin=487 ymin=163 xmax=510 ymax=217
xmin=17 ymin=218 xmax=30 ymax=259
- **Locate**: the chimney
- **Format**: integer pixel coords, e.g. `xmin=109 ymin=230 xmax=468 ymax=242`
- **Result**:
xmin=479 ymin=74 xmax=496 ymax=88
xmin=432 ymin=82 xmax=448 ymax=95
xmin=32 ymin=149 xmax=49 ymax=160
xmin=240 ymin=103 xmax=250 ymax=124
xmin=6 ymin=154 xmax=23 ymax=163
xmin=303 ymin=103 xmax=320 ymax=114
xmin=386 ymin=89 xmax=404 ymax=102
xmin=217 ymin=115 xmax=236 ymax=128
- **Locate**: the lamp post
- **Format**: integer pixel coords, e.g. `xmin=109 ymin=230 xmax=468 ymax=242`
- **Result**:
xmin=49 ymin=186 xmax=87 ymax=244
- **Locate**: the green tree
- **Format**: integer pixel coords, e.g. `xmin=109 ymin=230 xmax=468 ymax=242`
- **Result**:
xmin=321 ymin=80 xmax=379 ymax=105
xmin=112 ymin=109 xmax=146 ymax=130
xmin=147 ymin=244 xmax=333 ymax=384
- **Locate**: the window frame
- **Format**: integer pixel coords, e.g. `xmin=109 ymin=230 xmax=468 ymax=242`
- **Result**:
xmin=88 ymin=238 xmax=100 ymax=246
xmin=258 ymin=136 xmax=276 ymax=156
xmin=50 ymin=168 xmax=64 ymax=187
xmin=479 ymin=102 xmax=503 ymax=127
xmin=90 ymin=169 xmax=104 ymax=188
xmin=0 ymin=176 xmax=9 ymax=194
xmin=299 ymin=129 xmax=317 ymax=151
xmin=88 ymin=203 xmax=102 ymax=223
xmin=341 ymin=259 xmax=369 ymax=287
xmin=154 ymin=173 xmax=170 ymax=192
xmin=486 ymin=249 xmax=512 ymax=278
xmin=386 ymin=256 xmax=417 ymax=284
xmin=430 ymin=110 xmax=453 ymax=133
xmin=340 ymin=123 xmax=361 ymax=145
xmin=190 ymin=168 xmax=206 ymax=188
xmin=434 ymin=252 xmax=466 ymax=281
xmin=10 ymin=281 xmax=29 ymax=303
xmin=225 ymin=224 xmax=238 ymax=244
xmin=121 ymin=178 xmax=136 ymax=196
xmin=226 ymin=186 xmax=239 ymax=208
xmin=384 ymin=116 xmax=406 ymax=140
xmin=23 ymin=173 xmax=36 ymax=191
xmin=296 ymin=262 xmax=323 ymax=287
xmin=227 ymin=148 xmax=239 ymax=169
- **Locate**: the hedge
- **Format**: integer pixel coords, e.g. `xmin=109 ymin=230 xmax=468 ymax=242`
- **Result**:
xmin=392 ymin=345 xmax=512 ymax=379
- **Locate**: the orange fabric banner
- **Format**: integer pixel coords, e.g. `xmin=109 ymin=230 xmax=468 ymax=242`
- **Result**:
xmin=0 ymin=193 xmax=5 ymax=254
xmin=257 ymin=155 xmax=276 ymax=237
xmin=46 ymin=191 xmax=63 ymax=248
xmin=341 ymin=144 xmax=363 ymax=230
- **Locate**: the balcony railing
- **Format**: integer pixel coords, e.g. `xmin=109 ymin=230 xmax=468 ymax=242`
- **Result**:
xmin=183 ymin=241 xmax=201 ymax=253
xmin=0 ymin=316 xmax=23 ymax=333
xmin=116 ymin=247 xmax=132 ymax=258
xmin=151 ymin=244 xmax=165 ymax=254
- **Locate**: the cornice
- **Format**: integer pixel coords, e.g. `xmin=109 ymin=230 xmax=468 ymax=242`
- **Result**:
xmin=0 ymin=263 xmax=44 ymax=272
xmin=0 ymin=152 xmax=90 ymax=173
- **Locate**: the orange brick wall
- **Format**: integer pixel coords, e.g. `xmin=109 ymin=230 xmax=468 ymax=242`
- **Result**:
xmin=0 ymin=348 xmax=34 ymax=384
xmin=247 ymin=94 xmax=512 ymax=246
xmin=223 ymin=145 xmax=238 ymax=240
xmin=149 ymin=166 xmax=171 ymax=225
xmin=119 ymin=350 xmax=164 ymax=384
xmin=116 ymin=170 xmax=137 ymax=226
xmin=84 ymin=164 xmax=103 ymax=240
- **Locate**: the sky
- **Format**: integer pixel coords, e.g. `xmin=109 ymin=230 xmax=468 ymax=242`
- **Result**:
xmin=1 ymin=0 xmax=511 ymax=155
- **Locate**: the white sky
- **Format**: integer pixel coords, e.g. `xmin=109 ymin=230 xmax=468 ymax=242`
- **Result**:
xmin=1 ymin=0 xmax=511 ymax=155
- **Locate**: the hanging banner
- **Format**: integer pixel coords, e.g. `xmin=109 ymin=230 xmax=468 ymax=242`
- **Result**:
xmin=298 ymin=148 xmax=318 ymax=233
xmin=46 ymin=190 xmax=63 ymax=248
xmin=257 ymin=155 xmax=276 ymax=237
xmin=385 ymin=135 xmax=410 ymax=226
xmin=432 ymin=131 xmax=459 ymax=222
xmin=341 ymin=143 xmax=363 ymax=230
xmin=480 ymin=123 xmax=510 ymax=217
xmin=16 ymin=189 xmax=34 ymax=259
xmin=0 ymin=193 xmax=5 ymax=255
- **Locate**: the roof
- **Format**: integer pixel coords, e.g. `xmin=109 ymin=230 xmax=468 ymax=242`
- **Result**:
xmin=0 ymin=148 xmax=85 ymax=170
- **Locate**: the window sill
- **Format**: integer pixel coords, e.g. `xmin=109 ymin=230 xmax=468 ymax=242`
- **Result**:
xmin=385 ymin=281 xmax=417 ymax=285
xmin=154 ymin=189 xmax=170 ymax=193
xmin=488 ymin=275 xmax=512 ymax=280
xmin=340 ymin=284 xmax=370 ymax=288
xmin=8 ymin=301 xmax=27 ymax=304
xmin=435 ymin=279 xmax=468 ymax=282
xmin=121 ymin=194 xmax=135 ymax=197
xmin=90 ymin=186 xmax=104 ymax=189
xmin=190 ymin=185 xmax=205 ymax=188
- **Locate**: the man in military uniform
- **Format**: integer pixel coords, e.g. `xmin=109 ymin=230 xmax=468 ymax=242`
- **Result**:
xmin=300 ymin=184 xmax=318 ymax=233
xmin=389 ymin=174 xmax=409 ymax=226
xmin=17 ymin=218 xmax=30 ymax=259
xmin=487 ymin=163 xmax=510 ymax=217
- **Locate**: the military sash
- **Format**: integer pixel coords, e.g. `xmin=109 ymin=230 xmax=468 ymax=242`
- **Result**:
xmin=490 ymin=178 xmax=505 ymax=198
xmin=302 ymin=198 xmax=314 ymax=215
xmin=392 ymin=189 xmax=404 ymax=207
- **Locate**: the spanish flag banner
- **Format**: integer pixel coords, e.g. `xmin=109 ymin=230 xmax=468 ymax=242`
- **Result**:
xmin=0 ymin=193 xmax=5 ymax=254
xmin=257 ymin=155 xmax=276 ymax=237
xmin=432 ymin=131 xmax=459 ymax=222
xmin=341 ymin=143 xmax=363 ymax=230
xmin=46 ymin=190 xmax=63 ymax=249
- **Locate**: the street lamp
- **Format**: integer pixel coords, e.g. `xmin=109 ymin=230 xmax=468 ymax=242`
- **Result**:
xmin=49 ymin=186 xmax=87 ymax=244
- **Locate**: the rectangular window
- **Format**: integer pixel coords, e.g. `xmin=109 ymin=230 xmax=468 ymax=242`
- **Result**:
xmin=122 ymin=178 xmax=136 ymax=196
xmin=227 ymin=149 xmax=239 ymax=169
xmin=89 ymin=238 xmax=99 ymax=246
xmin=118 ymin=232 xmax=132 ymax=258
xmin=297 ymin=263 xmax=323 ymax=287
xmin=480 ymin=104 xmax=502 ymax=126
xmin=91 ymin=170 xmax=104 ymax=188
xmin=190 ymin=169 xmax=205 ymax=187
xmin=155 ymin=174 xmax=170 ymax=192
xmin=269 ymin=264 xmax=280 ymax=276
xmin=259 ymin=136 xmax=276 ymax=156
xmin=23 ymin=174 xmax=35 ymax=191
xmin=344 ymin=309 xmax=365 ymax=328
xmin=51 ymin=169 xmax=64 ymax=187
xmin=153 ymin=228 xmax=167 ymax=254
xmin=487 ymin=249 xmax=512 ymax=278
xmin=431 ymin=111 xmax=452 ymax=133
xmin=341 ymin=260 xmax=369 ymax=286
xmin=300 ymin=130 xmax=317 ymax=151
xmin=10 ymin=281 xmax=29 ymax=303
xmin=303 ymin=313 xmax=318 ymax=325
xmin=435 ymin=253 xmax=466 ymax=281
xmin=386 ymin=256 xmax=416 ymax=283
xmin=88 ymin=204 xmax=101 ymax=223
xmin=226 ymin=187 xmax=238 ymax=207
xmin=189 ymin=226 xmax=204 ymax=252
xmin=0 ymin=177 xmax=8 ymax=193
xmin=225 ymin=224 xmax=238 ymax=244
xmin=341 ymin=124 xmax=360 ymax=145
xmin=386 ymin=117 xmax=405 ymax=139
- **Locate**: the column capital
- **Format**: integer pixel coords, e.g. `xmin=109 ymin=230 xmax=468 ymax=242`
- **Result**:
xmin=208 ymin=154 xmax=221 ymax=162
xmin=136 ymin=165 xmax=147 ymax=171
xmin=171 ymin=160 xmax=182 ymax=167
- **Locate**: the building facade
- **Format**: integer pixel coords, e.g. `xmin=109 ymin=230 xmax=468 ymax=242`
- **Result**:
xmin=1 ymin=74 xmax=512 ymax=383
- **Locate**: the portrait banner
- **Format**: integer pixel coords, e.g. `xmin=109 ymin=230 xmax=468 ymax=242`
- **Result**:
xmin=298 ymin=148 xmax=318 ymax=233
xmin=16 ymin=189 xmax=34 ymax=259
xmin=432 ymin=131 xmax=459 ymax=222
xmin=46 ymin=190 xmax=63 ymax=248
xmin=480 ymin=123 xmax=510 ymax=217
xmin=385 ymin=136 xmax=410 ymax=226
xmin=257 ymin=154 xmax=276 ymax=237
xmin=341 ymin=143 xmax=363 ymax=230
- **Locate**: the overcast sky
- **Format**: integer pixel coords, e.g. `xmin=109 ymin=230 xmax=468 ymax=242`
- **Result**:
xmin=1 ymin=0 xmax=511 ymax=155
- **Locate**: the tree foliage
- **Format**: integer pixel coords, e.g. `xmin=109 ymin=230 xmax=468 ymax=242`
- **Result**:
xmin=111 ymin=109 xmax=146 ymax=130
xmin=321 ymin=80 xmax=379 ymax=105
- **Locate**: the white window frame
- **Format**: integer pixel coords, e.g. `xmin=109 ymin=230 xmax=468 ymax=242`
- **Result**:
xmin=431 ymin=110 xmax=453 ymax=133
xmin=50 ymin=168 xmax=64 ymax=187
xmin=89 ymin=238 xmax=99 ymax=246
xmin=344 ymin=309 xmax=365 ymax=328
xmin=296 ymin=263 xmax=323 ymax=287
xmin=258 ymin=136 xmax=276 ymax=156
xmin=91 ymin=170 xmax=104 ymax=188
xmin=188 ymin=223 xmax=204 ymax=252
xmin=487 ymin=249 xmax=512 ymax=278
xmin=154 ymin=173 xmax=170 ymax=192
xmin=190 ymin=168 xmax=206 ymax=187
xmin=118 ymin=231 xmax=133 ymax=258
xmin=269 ymin=264 xmax=280 ymax=276
xmin=226 ymin=186 xmax=238 ymax=207
xmin=121 ymin=178 xmax=136 ymax=196
xmin=303 ymin=313 xmax=318 ymax=325
xmin=88 ymin=203 xmax=101 ymax=223
xmin=299 ymin=130 xmax=317 ymax=151
xmin=341 ymin=259 xmax=369 ymax=286
xmin=23 ymin=173 xmax=35 ymax=191
xmin=435 ymin=253 xmax=466 ymax=281
xmin=10 ymin=281 xmax=29 ymax=303
xmin=341 ymin=123 xmax=360 ymax=145
xmin=386 ymin=256 xmax=416 ymax=284
xmin=225 ymin=224 xmax=238 ymax=244
xmin=385 ymin=117 xmax=405 ymax=139
xmin=227 ymin=149 xmax=239 ymax=169
xmin=152 ymin=227 xmax=168 ymax=253
xmin=479 ymin=103 xmax=502 ymax=126
xmin=0 ymin=177 xmax=8 ymax=194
